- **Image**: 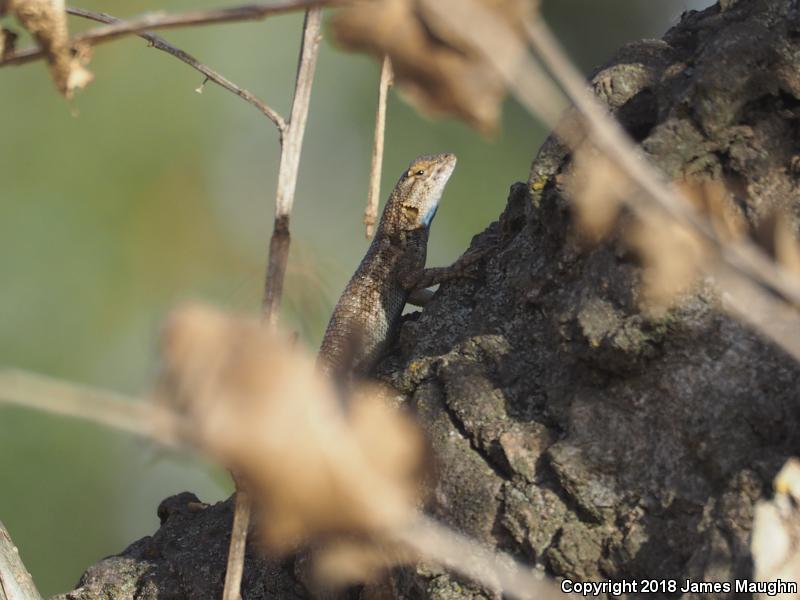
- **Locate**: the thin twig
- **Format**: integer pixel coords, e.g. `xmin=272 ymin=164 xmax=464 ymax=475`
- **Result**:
xmin=0 ymin=521 xmax=43 ymax=600
xmin=364 ymin=55 xmax=393 ymax=239
xmin=0 ymin=368 xmax=161 ymax=440
xmin=394 ymin=515 xmax=563 ymax=600
xmin=717 ymin=265 xmax=800 ymax=364
xmin=0 ymin=0 xmax=337 ymax=68
xmin=522 ymin=18 xmax=800 ymax=307
xmin=225 ymin=8 xmax=324 ymax=599
xmin=65 ymin=7 xmax=285 ymax=132
xmin=261 ymin=7 xmax=323 ymax=325
xmin=222 ymin=483 xmax=252 ymax=600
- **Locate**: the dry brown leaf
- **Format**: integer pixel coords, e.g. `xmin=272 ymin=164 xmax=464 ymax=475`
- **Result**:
xmin=630 ymin=211 xmax=709 ymax=312
xmin=313 ymin=536 xmax=417 ymax=587
xmin=7 ymin=0 xmax=92 ymax=97
xmin=678 ymin=179 xmax=747 ymax=242
xmin=567 ymin=144 xmax=633 ymax=241
xmin=775 ymin=219 xmax=800 ymax=276
xmin=153 ymin=303 xmax=425 ymax=553
xmin=757 ymin=210 xmax=800 ymax=276
xmin=627 ymin=179 xmax=742 ymax=312
xmin=330 ymin=0 xmax=536 ymax=133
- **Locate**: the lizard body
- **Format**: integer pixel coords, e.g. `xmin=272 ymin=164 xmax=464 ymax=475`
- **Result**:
xmin=319 ymin=152 xmax=475 ymax=378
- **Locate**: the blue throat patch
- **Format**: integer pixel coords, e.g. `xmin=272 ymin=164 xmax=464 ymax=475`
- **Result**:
xmin=421 ymin=204 xmax=439 ymax=227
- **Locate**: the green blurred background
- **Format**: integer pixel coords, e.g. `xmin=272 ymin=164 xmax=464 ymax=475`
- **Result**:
xmin=0 ymin=0 xmax=710 ymax=595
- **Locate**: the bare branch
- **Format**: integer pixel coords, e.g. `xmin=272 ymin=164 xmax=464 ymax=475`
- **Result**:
xmin=261 ymin=7 xmax=323 ymax=325
xmin=222 ymin=485 xmax=252 ymax=600
xmin=273 ymin=7 xmax=323 ymax=222
xmin=0 ymin=0 xmax=336 ymax=68
xmin=0 ymin=521 xmax=43 ymax=600
xmin=0 ymin=368 xmax=158 ymax=439
xmin=226 ymin=8 xmax=324 ymax=598
xmin=66 ymin=7 xmax=286 ymax=133
xmin=364 ymin=55 xmax=393 ymax=239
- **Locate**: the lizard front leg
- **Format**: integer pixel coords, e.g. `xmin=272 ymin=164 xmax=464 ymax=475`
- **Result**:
xmin=406 ymin=249 xmax=485 ymax=306
xmin=399 ymin=247 xmax=486 ymax=292
xmin=407 ymin=287 xmax=436 ymax=307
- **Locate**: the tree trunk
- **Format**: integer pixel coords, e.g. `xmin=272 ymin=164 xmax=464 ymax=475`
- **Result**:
xmin=54 ymin=0 xmax=800 ymax=598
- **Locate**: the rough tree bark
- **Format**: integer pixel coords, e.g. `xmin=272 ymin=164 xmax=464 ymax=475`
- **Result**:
xmin=54 ymin=1 xmax=800 ymax=598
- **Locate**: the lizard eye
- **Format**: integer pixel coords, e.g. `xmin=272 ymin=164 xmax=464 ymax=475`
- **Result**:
xmin=416 ymin=169 xmax=426 ymax=176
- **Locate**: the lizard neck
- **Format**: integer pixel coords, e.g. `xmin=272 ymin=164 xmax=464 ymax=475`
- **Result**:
xmin=374 ymin=186 xmax=435 ymax=242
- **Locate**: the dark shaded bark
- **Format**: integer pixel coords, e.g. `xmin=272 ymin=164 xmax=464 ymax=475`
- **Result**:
xmin=53 ymin=493 xmax=308 ymax=600
xmin=55 ymin=1 xmax=800 ymax=598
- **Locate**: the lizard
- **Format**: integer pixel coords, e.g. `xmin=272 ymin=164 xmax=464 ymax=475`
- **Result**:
xmin=318 ymin=152 xmax=483 ymax=379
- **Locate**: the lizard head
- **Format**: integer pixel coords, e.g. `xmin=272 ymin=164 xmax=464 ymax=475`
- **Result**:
xmin=394 ymin=152 xmax=457 ymax=230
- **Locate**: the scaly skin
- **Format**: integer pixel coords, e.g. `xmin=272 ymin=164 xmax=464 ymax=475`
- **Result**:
xmin=319 ymin=152 xmax=477 ymax=378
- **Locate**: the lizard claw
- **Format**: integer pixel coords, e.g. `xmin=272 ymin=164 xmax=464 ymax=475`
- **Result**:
xmin=455 ymin=245 xmax=490 ymax=270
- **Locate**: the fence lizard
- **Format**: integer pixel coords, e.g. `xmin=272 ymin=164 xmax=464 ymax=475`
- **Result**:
xmin=318 ymin=152 xmax=481 ymax=378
